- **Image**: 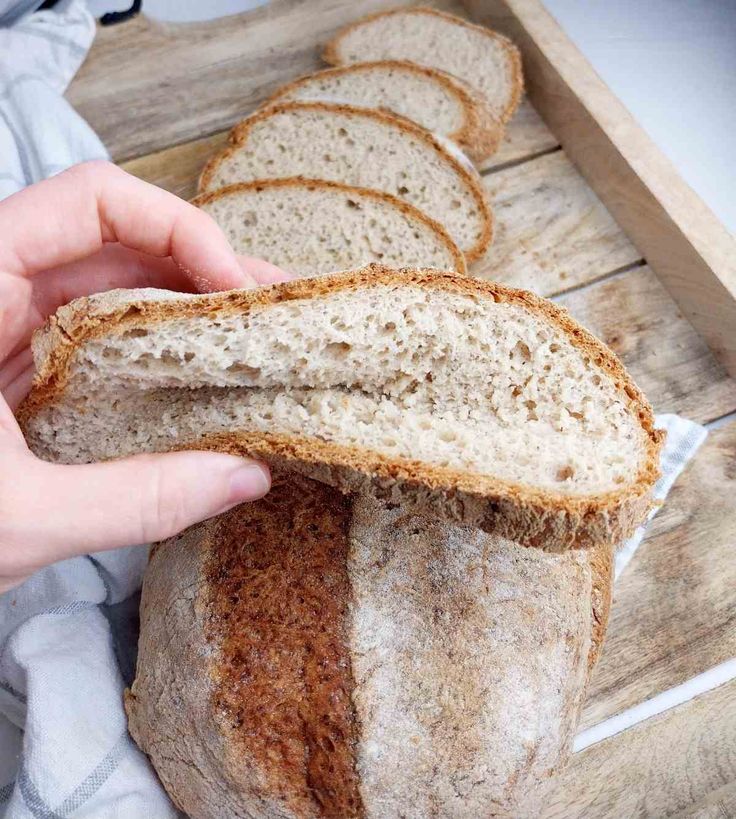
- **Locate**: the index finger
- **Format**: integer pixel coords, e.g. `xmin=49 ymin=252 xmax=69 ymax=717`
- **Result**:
xmin=0 ymin=161 xmax=251 ymax=292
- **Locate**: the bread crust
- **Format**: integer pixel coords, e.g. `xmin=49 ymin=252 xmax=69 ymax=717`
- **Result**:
xmin=588 ymin=542 xmax=614 ymax=666
xmin=18 ymin=266 xmax=664 ymax=551
xmin=127 ymin=483 xmax=606 ymax=817
xmin=198 ymin=101 xmax=493 ymax=263
xmin=322 ymin=6 xmax=524 ymax=124
xmin=124 ymin=522 xmax=260 ymax=818
xmin=262 ymin=60 xmax=503 ymax=164
xmin=190 ymin=177 xmax=467 ymax=275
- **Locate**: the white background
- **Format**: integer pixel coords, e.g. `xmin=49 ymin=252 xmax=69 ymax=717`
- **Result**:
xmin=544 ymin=0 xmax=736 ymax=235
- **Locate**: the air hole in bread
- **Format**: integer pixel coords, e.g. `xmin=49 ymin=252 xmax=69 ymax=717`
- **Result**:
xmin=326 ymin=342 xmax=352 ymax=357
xmin=226 ymin=363 xmax=262 ymax=378
xmin=122 ymin=328 xmax=149 ymax=340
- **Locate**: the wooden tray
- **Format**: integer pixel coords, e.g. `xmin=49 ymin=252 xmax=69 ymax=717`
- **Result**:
xmin=66 ymin=1 xmax=736 ymax=815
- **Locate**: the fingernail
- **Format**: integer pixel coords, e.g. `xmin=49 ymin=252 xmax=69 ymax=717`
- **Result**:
xmin=225 ymin=462 xmax=271 ymax=508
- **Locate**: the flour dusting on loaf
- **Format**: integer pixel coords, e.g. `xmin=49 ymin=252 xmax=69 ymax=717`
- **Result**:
xmin=348 ymin=496 xmax=592 ymax=816
xmin=126 ymin=479 xmax=602 ymax=818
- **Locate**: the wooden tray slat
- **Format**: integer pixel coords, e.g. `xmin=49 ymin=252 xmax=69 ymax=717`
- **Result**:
xmin=580 ymin=422 xmax=736 ymax=729
xmin=479 ymin=98 xmax=558 ymax=171
xmin=543 ymin=677 xmax=736 ymax=818
xmin=559 ymin=267 xmax=736 ymax=424
xmin=478 ymin=150 xmax=639 ymax=293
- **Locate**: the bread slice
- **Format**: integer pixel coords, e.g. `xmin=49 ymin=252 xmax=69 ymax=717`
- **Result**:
xmin=191 ymin=178 xmax=465 ymax=277
xmin=125 ymin=477 xmax=612 ymax=818
xmin=264 ymin=60 xmax=502 ymax=163
xmin=199 ymin=101 xmax=492 ymax=262
xmin=324 ymin=7 xmax=523 ymax=123
xmin=20 ymin=266 xmax=663 ymax=550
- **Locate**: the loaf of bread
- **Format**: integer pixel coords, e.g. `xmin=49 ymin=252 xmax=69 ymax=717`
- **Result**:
xmin=199 ymin=102 xmax=492 ymax=262
xmin=324 ymin=7 xmax=523 ymax=124
xmin=264 ymin=60 xmax=502 ymax=163
xmin=19 ymin=266 xmax=662 ymax=550
xmin=192 ymin=179 xmax=465 ymax=277
xmin=125 ymin=475 xmax=612 ymax=819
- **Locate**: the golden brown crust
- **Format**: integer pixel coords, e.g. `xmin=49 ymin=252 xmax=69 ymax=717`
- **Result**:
xmin=198 ymin=101 xmax=493 ymax=263
xmin=322 ymin=6 xmax=524 ymax=124
xmin=18 ymin=266 xmax=664 ymax=551
xmin=204 ymin=475 xmax=363 ymax=818
xmin=261 ymin=59 xmax=503 ymax=163
xmin=190 ymin=176 xmax=467 ymax=275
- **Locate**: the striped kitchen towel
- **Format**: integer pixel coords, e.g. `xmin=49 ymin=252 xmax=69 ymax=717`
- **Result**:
xmin=0 ymin=1 xmax=176 ymax=816
xmin=0 ymin=0 xmax=107 ymax=201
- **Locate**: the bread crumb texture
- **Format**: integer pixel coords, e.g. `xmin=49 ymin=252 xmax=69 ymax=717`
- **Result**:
xmin=323 ymin=7 xmax=523 ymax=123
xmin=21 ymin=268 xmax=662 ymax=549
xmin=193 ymin=179 xmax=464 ymax=277
xmin=35 ymin=283 xmax=645 ymax=494
xmin=201 ymin=103 xmax=492 ymax=260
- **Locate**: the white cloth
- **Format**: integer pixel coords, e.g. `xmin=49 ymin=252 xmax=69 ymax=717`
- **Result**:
xmin=0 ymin=0 xmax=107 ymax=202
xmin=0 ymin=414 xmax=707 ymax=817
xmin=614 ymin=413 xmax=708 ymax=579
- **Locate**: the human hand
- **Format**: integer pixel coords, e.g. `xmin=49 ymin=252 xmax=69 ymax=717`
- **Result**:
xmin=0 ymin=161 xmax=287 ymax=593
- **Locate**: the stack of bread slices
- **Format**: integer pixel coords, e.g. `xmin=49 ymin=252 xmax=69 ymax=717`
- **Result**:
xmin=18 ymin=8 xmax=664 ymax=819
xmin=193 ymin=5 xmax=528 ymax=277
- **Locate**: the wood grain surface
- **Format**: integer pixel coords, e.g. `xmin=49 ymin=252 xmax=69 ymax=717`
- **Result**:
xmin=580 ymin=421 xmax=736 ymax=729
xmin=558 ymin=267 xmax=736 ymax=424
xmin=544 ymin=678 xmax=736 ymax=818
xmin=681 ymin=782 xmax=736 ymax=819
xmin=477 ymin=149 xmax=639 ymax=293
xmin=480 ymin=97 xmax=558 ymax=170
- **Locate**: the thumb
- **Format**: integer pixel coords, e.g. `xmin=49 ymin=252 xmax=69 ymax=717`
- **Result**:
xmin=3 ymin=450 xmax=271 ymax=570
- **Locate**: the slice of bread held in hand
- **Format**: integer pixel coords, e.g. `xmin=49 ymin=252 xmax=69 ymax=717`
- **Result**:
xmin=192 ymin=178 xmax=465 ymax=277
xmin=20 ymin=266 xmax=664 ymax=551
xmin=264 ymin=60 xmax=502 ymax=163
xmin=199 ymin=101 xmax=492 ymax=263
xmin=125 ymin=478 xmax=612 ymax=819
xmin=324 ymin=6 xmax=524 ymax=124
